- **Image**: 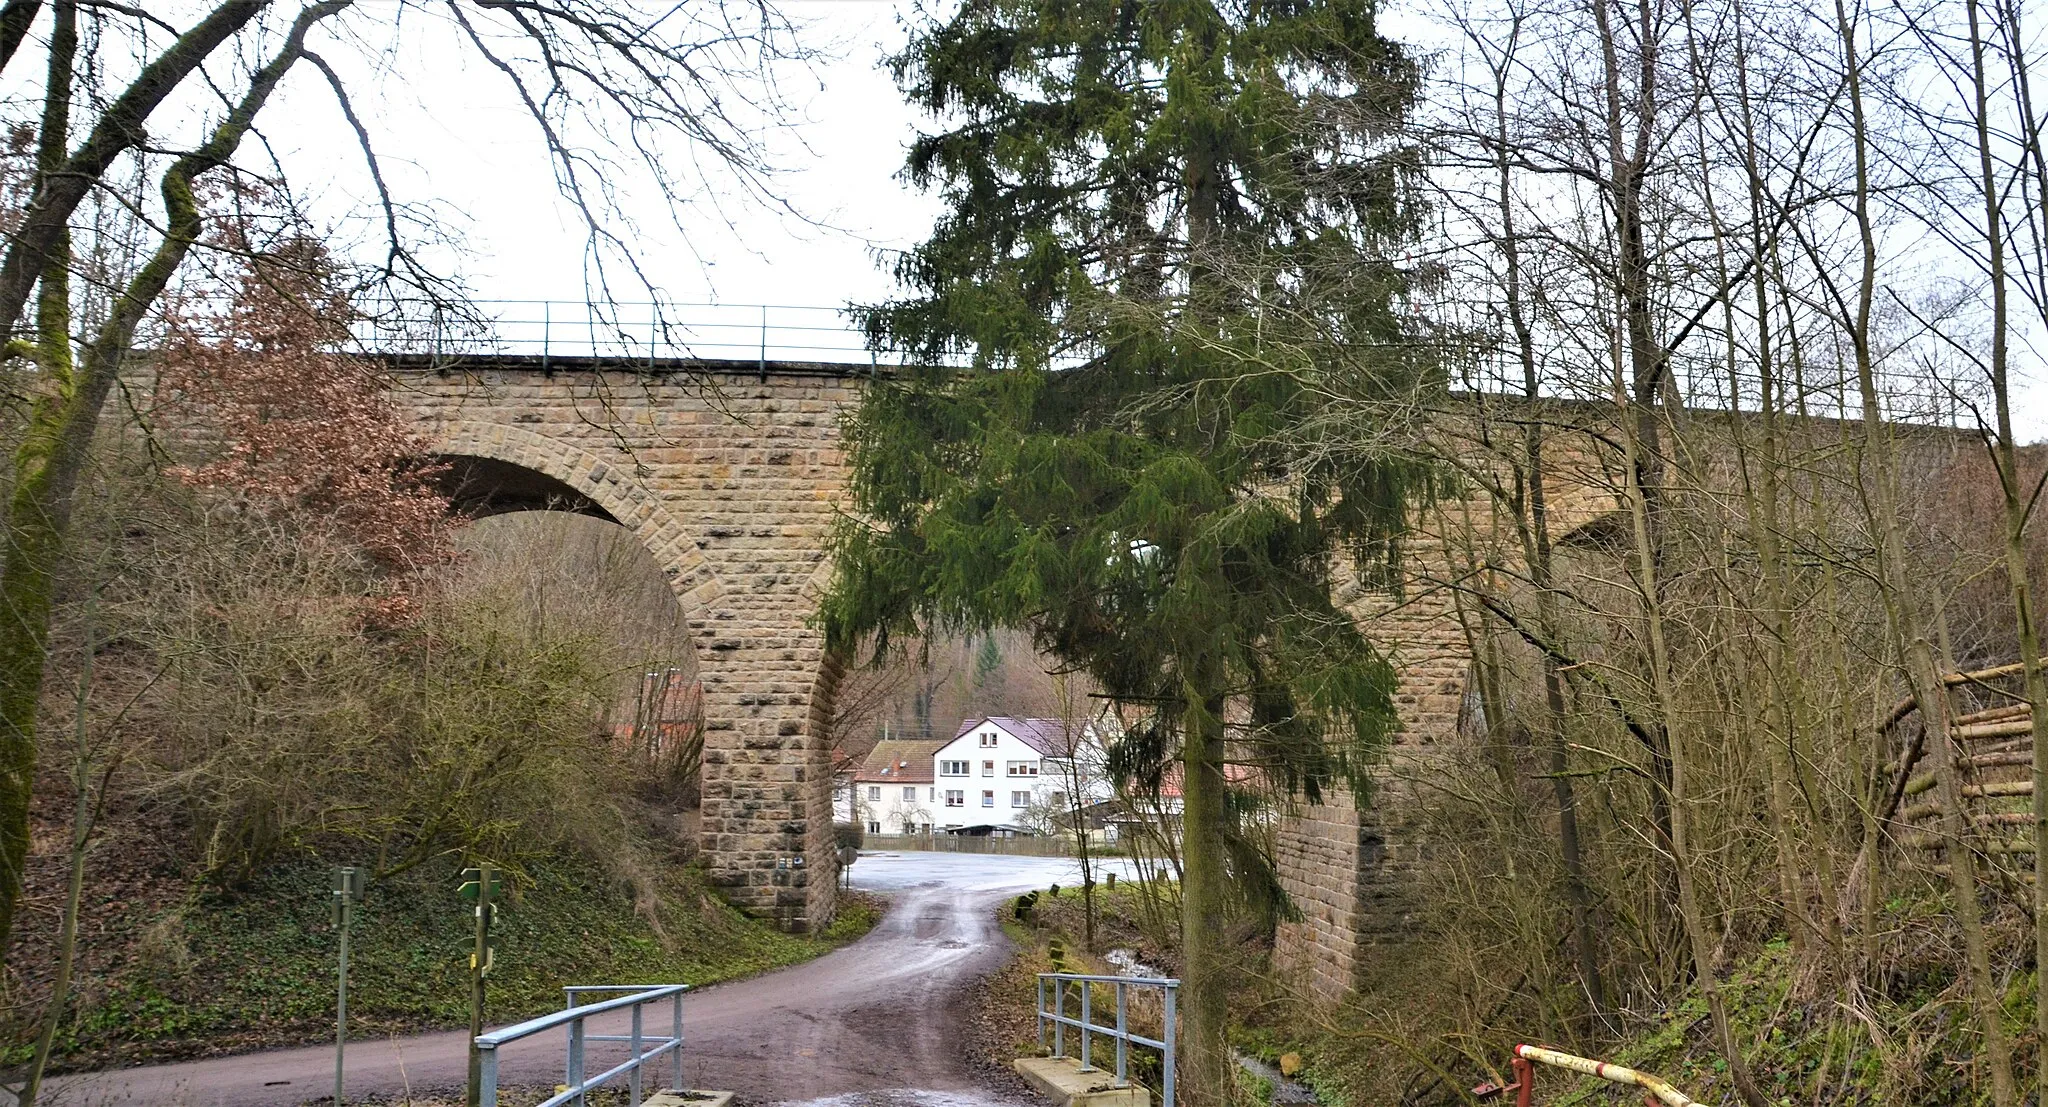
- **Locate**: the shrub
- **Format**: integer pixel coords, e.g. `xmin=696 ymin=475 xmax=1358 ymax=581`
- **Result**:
xmin=833 ymin=821 xmax=865 ymax=852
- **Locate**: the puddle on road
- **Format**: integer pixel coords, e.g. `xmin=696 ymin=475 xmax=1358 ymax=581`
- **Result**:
xmin=778 ymin=1090 xmax=1033 ymax=1107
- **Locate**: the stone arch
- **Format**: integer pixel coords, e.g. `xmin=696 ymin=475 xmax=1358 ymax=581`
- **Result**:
xmin=424 ymin=419 xmax=838 ymax=930
xmin=430 ymin=421 xmax=728 ymax=617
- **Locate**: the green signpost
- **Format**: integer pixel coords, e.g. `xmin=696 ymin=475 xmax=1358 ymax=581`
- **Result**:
xmin=332 ymin=865 xmax=364 ymax=1107
xmin=462 ymin=863 xmax=501 ymax=1107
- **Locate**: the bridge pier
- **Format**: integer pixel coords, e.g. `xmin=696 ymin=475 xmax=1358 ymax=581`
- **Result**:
xmin=695 ymin=642 xmax=843 ymax=928
xmin=399 ymin=359 xmax=866 ymax=933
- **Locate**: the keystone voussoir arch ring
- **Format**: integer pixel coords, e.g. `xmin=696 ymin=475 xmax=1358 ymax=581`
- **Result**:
xmin=427 ymin=420 xmax=728 ymax=616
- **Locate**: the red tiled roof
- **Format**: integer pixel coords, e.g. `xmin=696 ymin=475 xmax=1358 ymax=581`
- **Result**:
xmin=1149 ymin=761 xmax=1259 ymax=798
xmin=853 ymin=739 xmax=945 ymax=784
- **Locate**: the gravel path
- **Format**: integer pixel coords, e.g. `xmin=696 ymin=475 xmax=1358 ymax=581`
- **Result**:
xmin=45 ymin=852 xmax=1130 ymax=1107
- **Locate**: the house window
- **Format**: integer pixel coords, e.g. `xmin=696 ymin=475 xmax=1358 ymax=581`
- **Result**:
xmin=867 ymin=820 xmax=880 ymax=834
xmin=982 ymin=760 xmax=996 ymax=776
xmin=903 ymin=786 xmax=917 ymax=801
xmin=1007 ymin=760 xmax=1038 ymax=777
xmin=982 ymin=789 xmax=995 ymax=807
xmin=941 ymin=760 xmax=970 ymax=776
xmin=980 ymin=732 xmax=998 ymax=747
xmin=867 ymin=786 xmax=881 ymax=801
xmin=945 ymin=789 xmax=965 ymax=807
xmin=1051 ymin=791 xmax=1068 ymax=808
xmin=1011 ymin=790 xmax=1031 ymax=808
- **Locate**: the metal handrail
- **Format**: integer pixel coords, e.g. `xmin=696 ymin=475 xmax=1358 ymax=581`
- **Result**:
xmin=346 ymin=299 xmax=913 ymax=368
xmin=472 ymin=983 xmax=688 ymax=1107
xmin=1037 ymin=971 xmax=1178 ymax=1107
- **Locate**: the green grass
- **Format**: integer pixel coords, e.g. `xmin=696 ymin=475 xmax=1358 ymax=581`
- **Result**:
xmin=16 ymin=855 xmax=880 ymax=1071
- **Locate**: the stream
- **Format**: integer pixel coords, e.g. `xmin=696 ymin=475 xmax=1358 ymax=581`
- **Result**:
xmin=1103 ymin=948 xmax=1320 ymax=1106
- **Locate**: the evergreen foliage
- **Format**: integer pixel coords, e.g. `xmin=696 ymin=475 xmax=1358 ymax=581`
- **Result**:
xmin=823 ymin=2 xmax=1441 ymax=1103
xmin=830 ymin=0 xmax=1440 ymax=790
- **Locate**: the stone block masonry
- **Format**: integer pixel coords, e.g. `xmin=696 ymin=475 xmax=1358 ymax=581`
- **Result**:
xmin=1270 ymin=441 xmax=1622 ymax=1002
xmin=391 ymin=359 xmax=868 ymax=932
xmin=389 ymin=356 xmax=1624 ymax=985
xmin=1271 ymin=536 xmax=1472 ymax=1003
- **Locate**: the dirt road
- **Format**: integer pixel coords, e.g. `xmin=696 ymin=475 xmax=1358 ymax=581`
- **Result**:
xmin=46 ymin=852 xmax=1128 ymax=1107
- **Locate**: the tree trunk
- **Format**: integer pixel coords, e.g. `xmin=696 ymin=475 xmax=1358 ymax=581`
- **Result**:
xmin=0 ymin=0 xmax=346 ymax=961
xmin=1834 ymin=0 xmax=2014 ymax=1091
xmin=0 ymin=0 xmax=75 ymax=960
xmin=1178 ymin=689 xmax=1231 ymax=1107
xmin=1615 ymin=349 xmax=1771 ymax=1107
xmin=20 ymin=574 xmax=95 ymax=1107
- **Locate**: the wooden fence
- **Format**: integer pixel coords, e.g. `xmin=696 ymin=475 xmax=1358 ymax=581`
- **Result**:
xmin=862 ymin=833 xmax=1082 ymax=857
xmin=1892 ymin=659 xmax=2043 ymax=885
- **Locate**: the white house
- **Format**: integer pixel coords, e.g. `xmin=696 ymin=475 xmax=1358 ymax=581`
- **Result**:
xmin=841 ymin=739 xmax=945 ymax=834
xmin=931 ymin=716 xmax=1114 ymax=832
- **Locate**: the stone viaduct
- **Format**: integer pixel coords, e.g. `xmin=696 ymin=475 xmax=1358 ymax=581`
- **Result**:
xmin=393 ymin=355 xmax=858 ymax=932
xmin=389 ymin=353 xmax=1613 ymax=993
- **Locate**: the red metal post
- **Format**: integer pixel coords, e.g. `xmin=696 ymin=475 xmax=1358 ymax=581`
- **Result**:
xmin=1512 ymin=1056 xmax=1534 ymax=1107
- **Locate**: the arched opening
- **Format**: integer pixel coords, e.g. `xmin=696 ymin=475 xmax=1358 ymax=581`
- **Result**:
xmin=449 ymin=511 xmax=706 ymax=839
xmin=424 ymin=427 xmax=840 ymax=930
xmin=434 ymin=454 xmax=617 ymax=521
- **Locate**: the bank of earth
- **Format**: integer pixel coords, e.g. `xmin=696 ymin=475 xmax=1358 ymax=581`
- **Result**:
xmin=3 ymin=849 xmax=880 ymax=1074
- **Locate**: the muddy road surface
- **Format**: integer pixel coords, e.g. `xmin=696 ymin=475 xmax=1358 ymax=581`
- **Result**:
xmin=45 ymin=851 xmax=1132 ymax=1107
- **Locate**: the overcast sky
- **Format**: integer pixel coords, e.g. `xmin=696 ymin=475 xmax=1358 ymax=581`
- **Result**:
xmin=256 ymin=0 xmax=2048 ymax=439
xmin=269 ymin=0 xmax=932 ymax=357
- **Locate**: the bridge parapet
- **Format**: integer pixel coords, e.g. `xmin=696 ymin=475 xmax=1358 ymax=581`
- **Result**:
xmin=352 ymin=299 xmax=920 ymax=371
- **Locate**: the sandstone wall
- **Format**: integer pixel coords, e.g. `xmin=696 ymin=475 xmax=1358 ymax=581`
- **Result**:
xmin=1272 ymin=437 xmax=1620 ymax=1002
xmin=1271 ymin=542 xmax=1474 ymax=1001
xmin=394 ymin=360 xmax=864 ymax=930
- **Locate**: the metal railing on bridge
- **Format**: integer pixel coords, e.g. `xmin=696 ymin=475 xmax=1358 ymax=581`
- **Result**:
xmin=340 ymin=298 xmax=973 ymax=371
xmin=472 ymin=983 xmax=687 ymax=1107
xmin=1037 ymin=971 xmax=1179 ymax=1107
xmin=145 ymin=291 xmax=1978 ymax=428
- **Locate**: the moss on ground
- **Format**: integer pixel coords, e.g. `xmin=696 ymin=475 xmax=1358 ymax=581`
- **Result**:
xmin=10 ymin=855 xmax=881 ymax=1072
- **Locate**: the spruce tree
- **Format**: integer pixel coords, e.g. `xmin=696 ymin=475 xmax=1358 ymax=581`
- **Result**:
xmin=822 ymin=3 xmax=1435 ymax=1102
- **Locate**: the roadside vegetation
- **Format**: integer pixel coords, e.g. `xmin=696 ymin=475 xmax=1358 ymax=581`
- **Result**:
xmin=5 ymin=854 xmax=879 ymax=1072
xmin=0 ymin=247 xmax=881 ymax=1077
xmin=829 ymin=0 xmax=2048 ymax=1099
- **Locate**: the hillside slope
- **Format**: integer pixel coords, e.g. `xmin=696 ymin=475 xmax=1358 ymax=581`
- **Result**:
xmin=2 ymin=804 xmax=877 ymax=1073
